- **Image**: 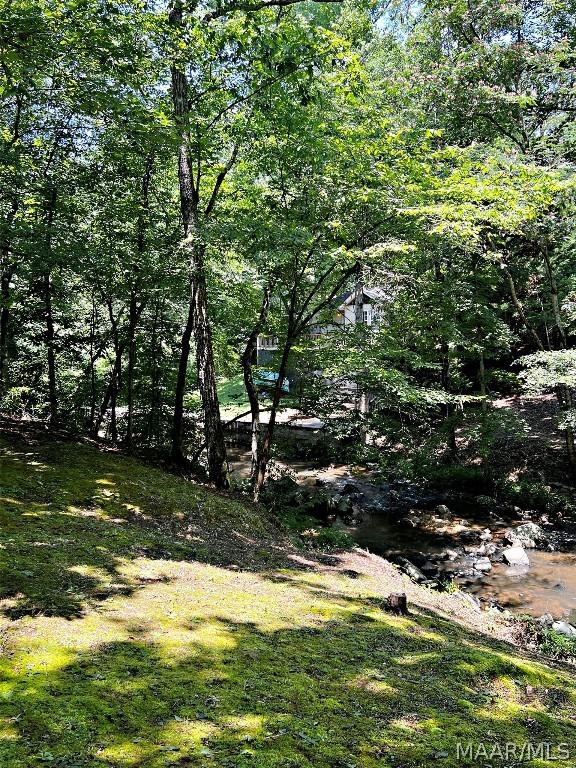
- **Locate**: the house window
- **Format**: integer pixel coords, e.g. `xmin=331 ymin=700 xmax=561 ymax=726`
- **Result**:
xmin=363 ymin=310 xmax=370 ymax=324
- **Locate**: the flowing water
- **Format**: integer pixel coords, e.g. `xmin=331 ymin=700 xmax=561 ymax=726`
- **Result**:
xmin=228 ymin=447 xmax=576 ymax=620
xmin=349 ymin=511 xmax=576 ymax=621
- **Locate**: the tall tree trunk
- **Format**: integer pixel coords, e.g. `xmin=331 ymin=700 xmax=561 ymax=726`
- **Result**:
xmin=43 ymin=186 xmax=58 ymax=426
xmin=353 ymin=268 xmax=369 ymax=441
xmin=440 ymin=340 xmax=458 ymax=459
xmin=241 ymin=286 xmax=271 ymax=476
xmin=0 ymin=200 xmax=18 ymax=397
xmin=88 ymin=294 xmax=97 ymax=430
xmin=94 ymin=297 xmax=131 ymax=440
xmin=542 ymin=243 xmax=567 ymax=349
xmin=169 ymin=1 xmax=227 ymax=485
xmin=109 ymin=320 xmax=121 ymax=444
xmin=147 ymin=297 xmax=162 ymax=443
xmin=125 ymin=156 xmax=153 ymax=448
xmin=478 ymin=349 xmax=487 ymax=413
xmin=43 ymin=271 xmax=58 ymax=426
xmin=171 ymin=295 xmax=195 ymax=464
xmin=502 ymin=264 xmax=546 ymax=352
xmin=125 ymin=291 xmax=138 ymax=448
xmin=0 ymin=267 xmax=13 ymax=397
xmin=194 ymin=266 xmax=228 ymax=485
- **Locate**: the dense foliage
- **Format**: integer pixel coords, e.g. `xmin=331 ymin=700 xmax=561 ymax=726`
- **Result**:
xmin=1 ymin=0 xmax=575 ymax=490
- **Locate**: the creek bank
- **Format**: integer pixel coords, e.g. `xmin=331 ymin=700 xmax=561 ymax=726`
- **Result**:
xmin=261 ymin=467 xmax=576 ymax=624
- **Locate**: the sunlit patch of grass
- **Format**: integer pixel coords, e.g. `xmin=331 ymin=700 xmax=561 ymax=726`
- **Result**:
xmin=1 ymin=433 xmax=576 ymax=767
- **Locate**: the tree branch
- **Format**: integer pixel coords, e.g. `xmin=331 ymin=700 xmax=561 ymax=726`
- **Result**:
xmin=204 ymin=0 xmax=341 ymax=22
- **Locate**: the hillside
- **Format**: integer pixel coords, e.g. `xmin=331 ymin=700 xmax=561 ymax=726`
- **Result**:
xmin=0 ymin=429 xmax=575 ymax=767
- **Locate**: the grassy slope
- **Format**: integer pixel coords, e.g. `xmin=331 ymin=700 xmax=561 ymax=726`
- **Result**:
xmin=0 ymin=431 xmax=575 ymax=768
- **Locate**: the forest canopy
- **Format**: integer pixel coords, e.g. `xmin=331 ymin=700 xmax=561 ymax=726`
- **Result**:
xmin=1 ymin=0 xmax=576 ymax=492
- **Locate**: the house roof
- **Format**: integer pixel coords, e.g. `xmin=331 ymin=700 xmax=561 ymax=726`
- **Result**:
xmin=335 ymin=286 xmax=388 ymax=310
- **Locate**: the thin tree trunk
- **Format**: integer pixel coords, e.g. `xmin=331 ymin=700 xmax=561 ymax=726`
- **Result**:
xmin=88 ymin=293 xmax=97 ymax=430
xmin=169 ymin=1 xmax=227 ymax=485
xmin=109 ymin=320 xmax=121 ymax=444
xmin=171 ymin=296 xmax=195 ymax=464
xmin=147 ymin=297 xmax=162 ymax=442
xmin=125 ymin=290 xmax=138 ymax=447
xmin=353 ymin=267 xmax=369 ymax=442
xmin=43 ymin=271 xmax=58 ymax=426
xmin=479 ymin=349 xmax=487 ymax=413
xmin=542 ymin=244 xmax=567 ymax=349
xmin=43 ymin=185 xmax=58 ymax=427
xmin=241 ymin=286 xmax=271 ymax=476
xmin=503 ymin=264 xmax=546 ymax=351
xmin=0 ymin=267 xmax=13 ymax=396
xmin=194 ymin=266 xmax=228 ymax=485
xmin=0 ymin=200 xmax=18 ymax=397
xmin=125 ymin=156 xmax=153 ymax=448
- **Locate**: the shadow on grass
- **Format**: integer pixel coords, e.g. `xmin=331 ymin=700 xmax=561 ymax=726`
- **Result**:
xmin=0 ymin=434 xmax=311 ymax=619
xmin=1 ymin=611 xmax=575 ymax=767
xmin=1 ymin=433 xmax=576 ymax=766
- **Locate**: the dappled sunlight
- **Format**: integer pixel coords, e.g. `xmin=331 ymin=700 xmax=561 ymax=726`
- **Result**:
xmin=348 ymin=670 xmax=396 ymax=695
xmin=2 ymin=435 xmax=576 ymax=766
xmin=96 ymin=741 xmax=151 ymax=766
xmin=394 ymin=651 xmax=444 ymax=667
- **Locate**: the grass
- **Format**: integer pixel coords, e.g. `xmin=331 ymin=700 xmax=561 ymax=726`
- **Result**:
xmin=186 ymin=375 xmax=254 ymax=420
xmin=1 ymin=429 xmax=576 ymax=767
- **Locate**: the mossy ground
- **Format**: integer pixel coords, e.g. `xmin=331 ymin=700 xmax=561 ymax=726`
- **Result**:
xmin=0 ymin=428 xmax=575 ymax=767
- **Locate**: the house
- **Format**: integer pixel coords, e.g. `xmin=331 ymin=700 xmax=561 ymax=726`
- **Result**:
xmin=256 ymin=287 xmax=385 ymax=366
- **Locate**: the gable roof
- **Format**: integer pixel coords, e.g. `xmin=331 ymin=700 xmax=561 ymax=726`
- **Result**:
xmin=336 ymin=286 xmax=388 ymax=309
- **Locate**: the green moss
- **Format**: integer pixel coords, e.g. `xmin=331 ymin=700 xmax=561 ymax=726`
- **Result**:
xmin=1 ymin=433 xmax=575 ymax=767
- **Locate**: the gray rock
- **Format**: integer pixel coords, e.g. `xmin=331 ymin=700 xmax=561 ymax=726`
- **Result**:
xmin=475 ymin=495 xmax=498 ymax=511
xmin=435 ymin=504 xmax=452 ymax=518
xmin=397 ymin=558 xmax=427 ymax=583
xmin=505 ymin=522 xmax=549 ymax=549
xmin=503 ymin=546 xmax=530 ymax=567
xmin=474 ymin=557 xmax=492 ymax=573
xmin=551 ymin=621 xmax=576 ymax=637
xmin=537 ymin=613 xmax=554 ymax=627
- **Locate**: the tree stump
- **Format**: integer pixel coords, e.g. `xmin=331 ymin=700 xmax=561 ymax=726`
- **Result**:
xmin=385 ymin=592 xmax=408 ymax=615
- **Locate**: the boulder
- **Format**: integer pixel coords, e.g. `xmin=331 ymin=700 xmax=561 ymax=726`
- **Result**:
xmin=434 ymin=504 xmax=452 ymax=519
xmin=537 ymin=613 xmax=554 ymax=627
xmin=396 ymin=557 xmax=427 ymax=583
xmin=503 ymin=546 xmax=530 ymax=567
xmin=551 ymin=621 xmax=576 ymax=637
xmin=505 ymin=522 xmax=549 ymax=549
xmin=473 ymin=557 xmax=492 ymax=573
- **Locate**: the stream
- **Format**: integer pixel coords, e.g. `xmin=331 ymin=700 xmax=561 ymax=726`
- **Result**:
xmin=228 ymin=448 xmax=576 ymax=622
xmin=349 ymin=511 xmax=576 ymax=622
